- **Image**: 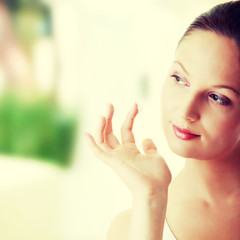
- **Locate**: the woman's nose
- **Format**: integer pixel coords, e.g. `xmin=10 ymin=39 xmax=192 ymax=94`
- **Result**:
xmin=177 ymin=93 xmax=201 ymax=123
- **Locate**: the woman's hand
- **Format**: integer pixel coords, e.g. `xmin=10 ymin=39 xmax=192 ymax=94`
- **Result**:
xmin=86 ymin=103 xmax=172 ymax=199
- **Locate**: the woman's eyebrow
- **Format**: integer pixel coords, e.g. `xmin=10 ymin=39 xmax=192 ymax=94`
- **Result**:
xmin=173 ymin=60 xmax=189 ymax=75
xmin=213 ymin=85 xmax=240 ymax=96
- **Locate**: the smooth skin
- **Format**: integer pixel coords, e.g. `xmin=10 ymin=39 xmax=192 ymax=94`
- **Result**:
xmin=86 ymin=103 xmax=171 ymax=240
xmin=87 ymin=30 xmax=240 ymax=240
xmin=164 ymin=30 xmax=240 ymax=240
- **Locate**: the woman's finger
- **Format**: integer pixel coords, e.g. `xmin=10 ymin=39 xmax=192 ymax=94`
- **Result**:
xmin=96 ymin=116 xmax=106 ymax=144
xmin=121 ymin=103 xmax=138 ymax=145
xmin=85 ymin=133 xmax=111 ymax=162
xmin=142 ymin=138 xmax=158 ymax=155
xmin=104 ymin=103 xmax=120 ymax=148
xmin=95 ymin=117 xmax=112 ymax=151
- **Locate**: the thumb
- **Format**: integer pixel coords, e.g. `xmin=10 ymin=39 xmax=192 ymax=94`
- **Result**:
xmin=142 ymin=138 xmax=158 ymax=154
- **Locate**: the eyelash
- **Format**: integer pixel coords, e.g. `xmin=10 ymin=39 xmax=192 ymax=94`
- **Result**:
xmin=171 ymin=74 xmax=189 ymax=86
xmin=170 ymin=74 xmax=232 ymax=106
xmin=208 ymin=93 xmax=231 ymax=106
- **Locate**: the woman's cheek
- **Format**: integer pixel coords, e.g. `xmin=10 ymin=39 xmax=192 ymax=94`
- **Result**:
xmin=162 ymin=89 xmax=179 ymax=114
xmin=207 ymin=113 xmax=240 ymax=142
xmin=161 ymin=87 xmax=172 ymax=116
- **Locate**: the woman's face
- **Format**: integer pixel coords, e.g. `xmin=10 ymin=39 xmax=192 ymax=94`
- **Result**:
xmin=161 ymin=30 xmax=240 ymax=160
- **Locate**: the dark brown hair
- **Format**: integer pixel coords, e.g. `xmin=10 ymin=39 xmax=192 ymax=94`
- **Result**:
xmin=180 ymin=1 xmax=240 ymax=50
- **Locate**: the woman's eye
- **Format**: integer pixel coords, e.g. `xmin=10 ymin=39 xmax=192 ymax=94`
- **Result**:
xmin=208 ymin=93 xmax=231 ymax=106
xmin=170 ymin=74 xmax=189 ymax=86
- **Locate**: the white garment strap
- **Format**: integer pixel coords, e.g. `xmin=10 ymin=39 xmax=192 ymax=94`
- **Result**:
xmin=163 ymin=220 xmax=177 ymax=240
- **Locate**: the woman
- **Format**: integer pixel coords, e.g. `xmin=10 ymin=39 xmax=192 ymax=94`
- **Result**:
xmin=86 ymin=1 xmax=240 ymax=239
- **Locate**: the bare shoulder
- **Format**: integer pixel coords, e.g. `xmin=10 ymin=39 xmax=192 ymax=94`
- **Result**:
xmin=107 ymin=209 xmax=131 ymax=240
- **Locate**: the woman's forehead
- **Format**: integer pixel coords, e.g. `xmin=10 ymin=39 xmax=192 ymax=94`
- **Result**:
xmin=174 ymin=30 xmax=240 ymax=85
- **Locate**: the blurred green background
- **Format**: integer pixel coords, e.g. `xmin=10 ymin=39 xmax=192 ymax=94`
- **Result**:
xmin=0 ymin=93 xmax=77 ymax=167
xmin=0 ymin=0 xmax=78 ymax=167
xmin=6 ymin=0 xmax=52 ymax=53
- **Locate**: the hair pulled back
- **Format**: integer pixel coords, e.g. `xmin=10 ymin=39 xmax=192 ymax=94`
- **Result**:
xmin=181 ymin=1 xmax=240 ymax=50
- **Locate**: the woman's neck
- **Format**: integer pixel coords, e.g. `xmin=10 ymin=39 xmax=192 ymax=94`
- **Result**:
xmin=177 ymin=149 xmax=240 ymax=204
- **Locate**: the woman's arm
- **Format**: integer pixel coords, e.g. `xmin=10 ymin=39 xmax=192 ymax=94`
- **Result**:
xmin=86 ymin=103 xmax=171 ymax=240
xmin=107 ymin=192 xmax=166 ymax=240
xmin=129 ymin=193 xmax=168 ymax=240
xmin=106 ymin=193 xmax=168 ymax=240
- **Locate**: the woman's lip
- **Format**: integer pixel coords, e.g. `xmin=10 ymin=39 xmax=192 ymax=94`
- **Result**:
xmin=173 ymin=124 xmax=200 ymax=140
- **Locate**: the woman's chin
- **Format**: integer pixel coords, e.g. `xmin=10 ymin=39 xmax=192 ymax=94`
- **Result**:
xmin=167 ymin=140 xmax=202 ymax=159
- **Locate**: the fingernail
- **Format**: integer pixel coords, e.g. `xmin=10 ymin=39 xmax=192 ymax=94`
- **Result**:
xmin=134 ymin=102 xmax=142 ymax=113
xmin=138 ymin=104 xmax=143 ymax=113
xmin=105 ymin=104 xmax=110 ymax=116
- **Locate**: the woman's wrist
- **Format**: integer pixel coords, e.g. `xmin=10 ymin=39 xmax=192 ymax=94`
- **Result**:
xmin=129 ymin=190 xmax=168 ymax=240
xmin=132 ymin=186 xmax=169 ymax=206
xmin=132 ymin=192 xmax=168 ymax=211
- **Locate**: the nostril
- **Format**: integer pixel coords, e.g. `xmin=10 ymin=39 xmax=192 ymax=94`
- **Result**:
xmin=184 ymin=112 xmax=200 ymax=123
